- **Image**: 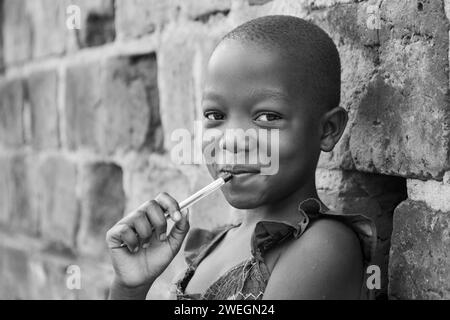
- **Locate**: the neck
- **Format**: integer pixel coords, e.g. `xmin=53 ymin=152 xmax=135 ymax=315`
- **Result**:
xmin=238 ymin=177 xmax=322 ymax=231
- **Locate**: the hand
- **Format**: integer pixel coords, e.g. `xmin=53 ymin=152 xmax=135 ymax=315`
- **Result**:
xmin=106 ymin=192 xmax=190 ymax=290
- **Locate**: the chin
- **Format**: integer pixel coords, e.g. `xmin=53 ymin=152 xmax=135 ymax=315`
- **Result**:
xmin=222 ymin=190 xmax=266 ymax=209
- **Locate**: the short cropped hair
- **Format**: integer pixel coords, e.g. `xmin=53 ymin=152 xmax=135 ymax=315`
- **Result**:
xmin=221 ymin=15 xmax=341 ymax=112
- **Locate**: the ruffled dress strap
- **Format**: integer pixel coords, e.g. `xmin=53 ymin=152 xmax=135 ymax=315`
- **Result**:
xmin=249 ymin=197 xmax=377 ymax=299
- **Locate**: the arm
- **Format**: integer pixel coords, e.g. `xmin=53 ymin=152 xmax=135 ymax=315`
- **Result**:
xmin=109 ymin=278 xmax=152 ymax=300
xmin=263 ymin=219 xmax=364 ymax=300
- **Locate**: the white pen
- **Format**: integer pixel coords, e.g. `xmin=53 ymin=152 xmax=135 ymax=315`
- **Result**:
xmin=111 ymin=173 xmax=233 ymax=249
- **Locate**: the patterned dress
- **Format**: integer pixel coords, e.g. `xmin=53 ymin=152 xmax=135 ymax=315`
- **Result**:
xmin=169 ymin=197 xmax=377 ymax=300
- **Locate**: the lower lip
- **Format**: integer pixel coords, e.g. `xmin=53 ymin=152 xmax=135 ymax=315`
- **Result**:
xmin=222 ymin=172 xmax=260 ymax=181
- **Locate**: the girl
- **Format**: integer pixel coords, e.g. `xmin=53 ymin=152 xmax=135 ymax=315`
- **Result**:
xmin=106 ymin=15 xmax=376 ymax=300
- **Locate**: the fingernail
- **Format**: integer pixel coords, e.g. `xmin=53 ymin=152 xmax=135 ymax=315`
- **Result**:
xmin=159 ymin=233 xmax=167 ymax=241
xmin=173 ymin=211 xmax=181 ymax=222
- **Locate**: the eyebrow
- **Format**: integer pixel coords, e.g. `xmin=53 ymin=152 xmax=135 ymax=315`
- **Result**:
xmin=202 ymin=88 xmax=291 ymax=104
xmin=248 ymin=88 xmax=291 ymax=103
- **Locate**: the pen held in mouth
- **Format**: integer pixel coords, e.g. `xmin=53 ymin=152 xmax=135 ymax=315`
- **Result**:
xmin=178 ymin=172 xmax=233 ymax=210
xmin=110 ymin=173 xmax=233 ymax=250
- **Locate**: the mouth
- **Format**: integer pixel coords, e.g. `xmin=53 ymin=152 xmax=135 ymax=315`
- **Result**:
xmin=219 ymin=166 xmax=261 ymax=176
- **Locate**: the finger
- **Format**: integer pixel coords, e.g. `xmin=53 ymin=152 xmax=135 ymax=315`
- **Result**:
xmin=167 ymin=208 xmax=190 ymax=252
xmin=117 ymin=209 xmax=153 ymax=248
xmin=147 ymin=200 xmax=168 ymax=242
xmin=118 ymin=224 xmax=139 ymax=253
xmin=155 ymin=192 xmax=181 ymax=223
xmin=106 ymin=223 xmax=126 ymax=248
xmin=130 ymin=210 xmax=153 ymax=247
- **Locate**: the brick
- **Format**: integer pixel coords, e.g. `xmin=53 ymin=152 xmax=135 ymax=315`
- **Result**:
xmin=296 ymin=2 xmax=381 ymax=170
xmin=65 ymin=61 xmax=101 ymax=150
xmin=99 ymin=54 xmax=161 ymax=154
xmin=0 ymin=152 xmax=39 ymax=235
xmin=2 ymin=0 xmax=32 ymax=64
xmin=316 ymin=168 xmax=406 ymax=299
xmin=26 ymin=255 xmax=78 ymax=300
xmin=177 ymin=0 xmax=231 ymax=20
xmin=26 ymin=69 xmax=60 ymax=150
xmin=307 ymin=0 xmax=353 ymax=7
xmin=349 ymin=0 xmax=450 ymax=179
xmin=0 ymin=0 xmax=4 ymax=71
xmin=158 ymin=21 xmax=228 ymax=151
xmin=77 ymin=161 xmax=125 ymax=256
xmin=0 ymin=77 xmax=25 ymax=148
xmin=407 ymin=178 xmax=450 ymax=212
xmin=37 ymin=154 xmax=79 ymax=249
xmin=446 ymin=0 xmax=450 ymax=20
xmin=276 ymin=1 xmax=450 ymax=180
xmin=3 ymin=0 xmax=69 ymax=64
xmin=71 ymin=0 xmax=115 ymax=48
xmin=0 ymin=246 xmax=30 ymax=299
xmin=123 ymin=153 xmax=191 ymax=213
xmin=65 ymin=54 xmax=160 ymax=154
xmin=389 ymin=199 xmax=450 ymax=299
xmin=248 ymin=0 xmax=274 ymax=6
xmin=2 ymin=0 xmax=115 ymax=63
xmin=115 ymin=0 xmax=175 ymax=39
xmin=0 ymin=244 xmax=115 ymax=299
xmin=27 ymin=0 xmax=66 ymax=59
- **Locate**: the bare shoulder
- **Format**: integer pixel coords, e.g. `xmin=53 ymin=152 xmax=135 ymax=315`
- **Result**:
xmin=299 ymin=218 xmax=363 ymax=257
xmin=263 ymin=218 xmax=364 ymax=300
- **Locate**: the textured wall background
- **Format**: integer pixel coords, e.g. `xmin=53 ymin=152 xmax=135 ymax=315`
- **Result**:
xmin=0 ymin=0 xmax=448 ymax=300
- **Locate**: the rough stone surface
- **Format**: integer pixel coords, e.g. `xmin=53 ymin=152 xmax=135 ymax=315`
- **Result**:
xmin=177 ymin=0 xmax=232 ymax=20
xmin=0 ymin=245 xmax=114 ymax=299
xmin=389 ymin=199 xmax=450 ymax=299
xmin=37 ymin=154 xmax=79 ymax=250
xmin=115 ymin=0 xmax=175 ymax=39
xmin=27 ymin=0 xmax=67 ymax=59
xmin=99 ymin=54 xmax=161 ymax=154
xmin=65 ymin=54 xmax=161 ymax=154
xmin=316 ymin=168 xmax=407 ymax=299
xmin=2 ymin=0 xmax=33 ymax=64
xmin=349 ymin=0 xmax=450 ymax=179
xmin=311 ymin=2 xmax=380 ymax=171
xmin=298 ymin=0 xmax=450 ymax=180
xmin=0 ymin=77 xmax=25 ymax=148
xmin=0 ymin=0 xmax=4 ymax=71
xmin=0 ymin=0 xmax=448 ymax=300
xmin=122 ymin=153 xmax=191 ymax=213
xmin=64 ymin=61 xmax=101 ymax=151
xmin=71 ymin=0 xmax=116 ymax=48
xmin=26 ymin=69 xmax=60 ymax=150
xmin=158 ymin=20 xmax=229 ymax=151
xmin=407 ymin=178 xmax=450 ymax=212
xmin=77 ymin=161 xmax=125 ymax=256
xmin=0 ymin=152 xmax=38 ymax=235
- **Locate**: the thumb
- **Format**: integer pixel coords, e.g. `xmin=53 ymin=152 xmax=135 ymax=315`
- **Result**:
xmin=167 ymin=208 xmax=190 ymax=252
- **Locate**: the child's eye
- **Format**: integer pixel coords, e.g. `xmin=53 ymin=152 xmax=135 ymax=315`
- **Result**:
xmin=204 ymin=111 xmax=225 ymax=121
xmin=254 ymin=112 xmax=282 ymax=122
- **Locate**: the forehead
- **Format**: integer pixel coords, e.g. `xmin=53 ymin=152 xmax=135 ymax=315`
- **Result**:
xmin=203 ymin=40 xmax=308 ymax=104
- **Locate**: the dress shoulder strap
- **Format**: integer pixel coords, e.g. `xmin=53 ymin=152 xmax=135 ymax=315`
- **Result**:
xmin=298 ymin=198 xmax=377 ymax=266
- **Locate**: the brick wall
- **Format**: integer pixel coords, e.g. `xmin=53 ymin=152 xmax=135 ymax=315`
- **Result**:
xmin=0 ymin=0 xmax=448 ymax=300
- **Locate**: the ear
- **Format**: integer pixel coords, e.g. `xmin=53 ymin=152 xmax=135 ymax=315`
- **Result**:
xmin=319 ymin=107 xmax=348 ymax=152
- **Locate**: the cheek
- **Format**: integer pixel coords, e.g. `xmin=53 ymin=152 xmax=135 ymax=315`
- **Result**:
xmin=276 ymin=130 xmax=317 ymax=173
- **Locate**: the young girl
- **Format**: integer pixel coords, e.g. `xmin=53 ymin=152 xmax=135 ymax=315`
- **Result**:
xmin=106 ymin=15 xmax=377 ymax=300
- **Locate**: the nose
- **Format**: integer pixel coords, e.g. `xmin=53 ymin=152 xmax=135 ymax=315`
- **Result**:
xmin=218 ymin=128 xmax=258 ymax=153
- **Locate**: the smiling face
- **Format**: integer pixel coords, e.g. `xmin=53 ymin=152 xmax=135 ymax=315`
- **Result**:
xmin=201 ymin=40 xmax=323 ymax=209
